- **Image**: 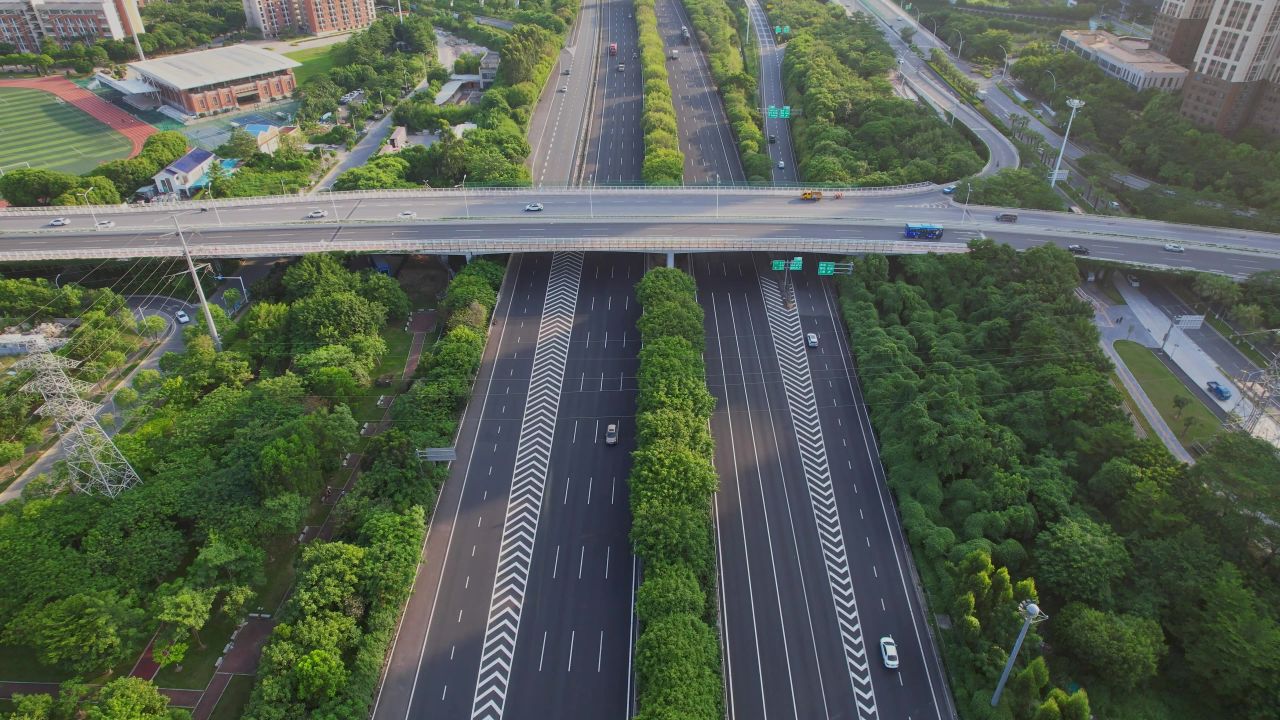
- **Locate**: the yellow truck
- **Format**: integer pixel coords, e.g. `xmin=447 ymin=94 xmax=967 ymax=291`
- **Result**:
xmin=801 ymin=190 xmax=823 ymax=201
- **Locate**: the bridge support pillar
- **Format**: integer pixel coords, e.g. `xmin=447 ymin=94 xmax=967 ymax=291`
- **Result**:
xmin=666 ymin=252 xmax=675 ymax=268
xmin=464 ymin=252 xmax=474 ymax=263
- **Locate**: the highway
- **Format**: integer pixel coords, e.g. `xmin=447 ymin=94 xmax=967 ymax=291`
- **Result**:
xmin=373 ymin=252 xmax=641 ymax=720
xmin=654 ymin=0 xmax=744 ymax=182
xmin=698 ymin=251 xmax=952 ymax=720
xmin=744 ymin=0 xmax=797 ymax=182
xmin=582 ymin=0 xmax=645 ymax=185
xmin=527 ymin=0 xmax=604 ymax=185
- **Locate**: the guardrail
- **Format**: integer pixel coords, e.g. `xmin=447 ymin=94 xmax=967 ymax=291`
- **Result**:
xmin=0 ymin=236 xmax=971 ymax=262
xmin=0 ymin=183 xmax=939 ymax=217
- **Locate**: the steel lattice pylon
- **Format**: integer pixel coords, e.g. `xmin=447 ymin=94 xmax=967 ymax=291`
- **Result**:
xmin=1229 ymin=355 xmax=1280 ymax=441
xmin=14 ymin=336 xmax=140 ymax=497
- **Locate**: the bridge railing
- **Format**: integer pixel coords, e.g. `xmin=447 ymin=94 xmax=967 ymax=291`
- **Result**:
xmin=0 ymin=182 xmax=938 ymax=217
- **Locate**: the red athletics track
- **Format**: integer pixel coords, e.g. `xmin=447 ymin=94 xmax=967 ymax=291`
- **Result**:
xmin=0 ymin=75 xmax=156 ymax=157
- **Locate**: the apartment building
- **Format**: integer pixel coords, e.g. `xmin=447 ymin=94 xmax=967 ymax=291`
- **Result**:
xmin=242 ymin=0 xmax=375 ymax=37
xmin=1151 ymin=0 xmax=1217 ymax=66
xmin=1178 ymin=0 xmax=1280 ymax=134
xmin=0 ymin=0 xmax=141 ymax=53
xmin=1058 ymin=29 xmax=1189 ymax=91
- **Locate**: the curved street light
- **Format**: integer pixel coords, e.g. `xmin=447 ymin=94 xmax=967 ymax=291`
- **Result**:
xmin=1045 ymin=69 xmax=1058 ymax=92
xmin=951 ymin=29 xmax=965 ymax=58
xmin=1050 ymin=98 xmax=1086 ymax=189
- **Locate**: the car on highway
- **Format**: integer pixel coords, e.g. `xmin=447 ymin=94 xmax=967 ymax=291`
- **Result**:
xmin=1126 ymin=274 xmax=1141 ymax=288
xmin=174 ymin=310 xmax=191 ymax=325
xmin=562 ymin=68 xmax=571 ymax=75
xmin=1206 ymin=381 xmax=1232 ymax=401
xmin=605 ymin=423 xmax=618 ymax=445
xmin=48 ymin=217 xmax=69 ymax=226
xmin=769 ymin=134 xmax=777 ymax=144
xmin=524 ymin=203 xmax=544 ymax=212
xmin=880 ymin=637 xmax=899 ymax=669
xmin=777 ymin=160 xmax=786 ymax=169
xmin=1163 ymin=242 xmax=1185 ymax=253
xmin=96 ymin=220 xmax=115 ymax=229
xmin=941 ymin=185 xmax=957 ymax=195
xmin=995 ymin=212 xmax=1019 ymax=223
xmin=306 ymin=209 xmax=328 ymax=219
xmin=558 ymin=86 xmax=567 ymax=93
xmin=806 ymin=332 xmax=819 ymax=348
xmin=398 ymin=211 xmax=417 ymax=219
xmin=1067 ymin=244 xmax=1089 ymax=255
xmin=617 ymin=63 xmax=625 ymax=72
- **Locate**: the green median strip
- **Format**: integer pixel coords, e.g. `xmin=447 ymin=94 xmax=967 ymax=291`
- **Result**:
xmin=1113 ymin=339 xmax=1221 ymax=447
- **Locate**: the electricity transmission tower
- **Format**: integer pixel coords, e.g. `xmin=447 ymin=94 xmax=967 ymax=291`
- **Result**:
xmin=15 ymin=336 xmax=140 ymax=497
xmin=1229 ymin=355 xmax=1280 ymax=439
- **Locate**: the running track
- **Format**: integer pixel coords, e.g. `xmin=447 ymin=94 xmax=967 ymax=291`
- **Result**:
xmin=0 ymin=76 xmax=156 ymax=157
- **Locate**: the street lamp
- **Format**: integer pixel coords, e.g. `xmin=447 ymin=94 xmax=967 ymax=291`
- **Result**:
xmin=715 ymin=173 xmax=721 ymax=219
xmin=997 ymin=44 xmax=1010 ymax=81
xmin=925 ymin=16 xmax=938 ymax=35
xmin=588 ymin=173 xmax=594 ymax=218
xmin=1045 ymin=69 xmax=1057 ymax=93
xmin=1050 ymin=98 xmax=1085 ymax=189
xmin=951 ymin=29 xmax=965 ymax=58
xmin=460 ymin=174 xmax=470 ymax=219
xmin=321 ymin=186 xmax=339 ymax=219
xmin=76 ymin=185 xmax=99 ymax=229
xmin=963 ymin=182 xmax=972 ymax=223
xmin=215 ymin=274 xmax=249 ymax=312
xmin=991 ymin=600 xmax=1049 ymax=707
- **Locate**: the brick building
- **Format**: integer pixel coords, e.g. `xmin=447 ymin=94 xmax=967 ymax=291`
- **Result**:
xmin=242 ymin=0 xmax=376 ymax=38
xmin=127 ymin=44 xmax=299 ymax=118
xmin=0 ymin=0 xmax=142 ymax=53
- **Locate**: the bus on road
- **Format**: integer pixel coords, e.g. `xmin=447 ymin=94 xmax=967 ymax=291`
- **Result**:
xmin=904 ymin=223 xmax=944 ymax=239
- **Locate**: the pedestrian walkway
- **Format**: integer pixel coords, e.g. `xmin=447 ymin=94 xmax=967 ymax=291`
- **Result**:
xmin=1112 ymin=274 xmax=1280 ymax=446
xmin=1077 ymin=286 xmax=1194 ymax=463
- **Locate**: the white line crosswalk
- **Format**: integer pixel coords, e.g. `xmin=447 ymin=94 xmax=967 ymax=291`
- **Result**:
xmin=471 ymin=252 xmax=584 ymax=720
xmin=758 ymin=275 xmax=880 ymax=720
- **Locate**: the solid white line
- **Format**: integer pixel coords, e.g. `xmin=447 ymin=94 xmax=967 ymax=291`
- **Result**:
xmin=597 ymin=630 xmax=605 ymax=672
xmin=568 ymin=630 xmax=576 ymax=671
xmin=626 ymin=555 xmax=637 ymax=717
xmin=539 ymin=631 xmax=548 ymax=671
xmin=397 ymin=254 xmax=525 ymax=720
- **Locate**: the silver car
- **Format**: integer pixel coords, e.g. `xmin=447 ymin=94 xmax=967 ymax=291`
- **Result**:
xmin=1163 ymin=243 xmax=1185 ymax=253
xmin=605 ymin=423 xmax=618 ymax=445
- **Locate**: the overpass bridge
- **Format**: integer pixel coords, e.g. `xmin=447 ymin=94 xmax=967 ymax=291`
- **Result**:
xmin=1 ymin=186 xmax=1277 ymax=276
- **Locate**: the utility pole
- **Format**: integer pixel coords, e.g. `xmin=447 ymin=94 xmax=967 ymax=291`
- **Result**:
xmin=991 ymin=600 xmax=1049 ymax=707
xmin=1050 ymin=98 xmax=1085 ymax=189
xmin=173 ymin=218 xmax=221 ymax=351
xmin=1229 ymin=332 xmax=1280 ymax=437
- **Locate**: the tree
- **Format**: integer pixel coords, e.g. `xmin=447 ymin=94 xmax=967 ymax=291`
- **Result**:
xmin=295 ymin=648 xmax=346 ymax=704
xmin=1053 ymin=603 xmax=1165 ymax=690
xmin=1034 ymin=516 xmax=1129 ymax=607
xmin=86 ymin=677 xmax=178 ymax=720
xmin=156 ymin=581 xmax=214 ymax=649
xmin=1192 ymin=272 xmax=1242 ymax=308
xmin=216 ymin=127 xmax=260 ymax=159
xmin=1172 ymin=394 xmax=1191 ymax=418
xmin=0 ymin=168 xmax=83 ymax=206
xmin=20 ymin=592 xmax=147 ymax=675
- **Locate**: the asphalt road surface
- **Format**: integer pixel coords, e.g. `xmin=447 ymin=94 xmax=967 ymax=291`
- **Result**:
xmin=373 ymin=252 xmax=642 ymax=720
xmin=1140 ymin=280 xmax=1261 ymax=380
xmin=527 ymin=0 xmax=604 ymax=185
xmin=697 ymin=252 xmax=952 ymax=720
xmin=582 ymin=0 xmax=645 ymax=185
xmin=744 ymin=0 xmax=797 ymax=182
xmin=654 ymin=0 xmax=745 ymax=183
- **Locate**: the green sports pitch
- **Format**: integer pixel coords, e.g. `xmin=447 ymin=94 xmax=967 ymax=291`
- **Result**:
xmin=0 ymin=87 xmax=134 ymax=176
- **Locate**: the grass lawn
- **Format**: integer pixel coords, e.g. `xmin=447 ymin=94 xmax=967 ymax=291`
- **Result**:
xmin=285 ymin=46 xmax=337 ymax=85
xmin=208 ymin=674 xmax=256 ymax=720
xmin=255 ymin=535 xmax=299 ymax=616
xmin=350 ymin=326 xmax=414 ymax=422
xmin=0 ymin=88 xmax=133 ymax=175
xmin=152 ymin=613 xmax=240 ymax=689
xmin=1114 ymin=340 xmax=1222 ymax=447
xmin=1098 ymin=275 xmax=1126 ymax=306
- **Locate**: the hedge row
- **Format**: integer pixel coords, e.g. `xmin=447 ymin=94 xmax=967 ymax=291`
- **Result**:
xmin=630 ymin=268 xmax=722 ymax=720
xmin=243 ymin=259 xmax=507 ymax=719
xmin=634 ymin=0 xmax=687 ymax=184
xmin=677 ymin=0 xmax=772 ymax=180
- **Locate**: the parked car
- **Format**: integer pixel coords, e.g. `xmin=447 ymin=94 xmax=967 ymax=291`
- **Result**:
xmin=1206 ymin=381 xmax=1232 ymax=401
xmin=880 ymin=637 xmax=899 ymax=669
xmin=524 ymin=203 xmax=544 ymax=212
xmin=1163 ymin=242 xmax=1185 ymax=253
xmin=48 ymin=217 xmax=69 ymax=226
xmin=605 ymin=423 xmax=619 ymax=445
xmin=1067 ymin=244 xmax=1089 ymax=255
xmin=174 ymin=310 xmax=191 ymax=324
xmin=307 ymin=209 xmax=328 ymax=219
xmin=96 ymin=220 xmax=115 ymax=229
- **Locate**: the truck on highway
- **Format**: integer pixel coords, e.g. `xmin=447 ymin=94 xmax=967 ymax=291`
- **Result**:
xmin=801 ymin=190 xmax=823 ymax=201
xmin=609 ymin=42 xmax=618 ymax=56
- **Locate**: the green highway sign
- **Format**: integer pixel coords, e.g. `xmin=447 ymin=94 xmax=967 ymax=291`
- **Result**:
xmin=767 ymin=105 xmax=778 ymax=118
xmin=818 ymin=262 xmax=835 ymax=276
xmin=790 ymin=256 xmax=803 ymax=271
xmin=774 ymin=25 xmax=781 ymax=33
xmin=771 ymin=259 xmax=787 ymax=271
xmin=783 ymin=25 xmax=791 ymax=33
xmin=780 ymin=105 xmax=792 ymax=118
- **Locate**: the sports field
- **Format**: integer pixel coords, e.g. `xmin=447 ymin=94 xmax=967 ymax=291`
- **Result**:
xmin=285 ymin=46 xmax=337 ymax=85
xmin=0 ymin=87 xmax=133 ymax=175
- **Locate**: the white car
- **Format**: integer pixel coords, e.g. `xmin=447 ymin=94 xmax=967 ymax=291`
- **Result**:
xmin=48 ymin=217 xmax=69 ymax=226
xmin=398 ymin=211 xmax=417 ymax=219
xmin=307 ymin=209 xmax=328 ymax=219
xmin=558 ymin=86 xmax=568 ymax=93
xmin=1163 ymin=242 xmax=1185 ymax=253
xmin=777 ymin=160 xmax=786 ymax=169
xmin=174 ymin=310 xmax=191 ymax=324
xmin=880 ymin=636 xmax=899 ymax=669
xmin=806 ymin=332 xmax=819 ymax=348
xmin=96 ymin=220 xmax=115 ymax=229
xmin=524 ymin=203 xmax=544 ymax=212
xmin=605 ymin=423 xmax=618 ymax=445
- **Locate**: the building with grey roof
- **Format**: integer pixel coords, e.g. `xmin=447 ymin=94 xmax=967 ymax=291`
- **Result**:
xmin=127 ymin=44 xmax=301 ymax=119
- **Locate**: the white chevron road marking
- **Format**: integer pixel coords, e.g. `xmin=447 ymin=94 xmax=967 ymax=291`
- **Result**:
xmin=471 ymin=252 xmax=584 ymax=720
xmin=759 ymin=274 xmax=879 ymax=720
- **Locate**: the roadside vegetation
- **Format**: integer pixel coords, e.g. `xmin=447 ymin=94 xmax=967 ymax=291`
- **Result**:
xmin=837 ymin=241 xmax=1280 ymax=720
xmin=630 ymin=268 xmax=721 ymax=719
xmin=635 ymin=0 xmax=686 ymax=184
xmin=768 ymin=0 xmax=984 ymax=185
xmin=676 ymin=0 xmax=771 ymax=180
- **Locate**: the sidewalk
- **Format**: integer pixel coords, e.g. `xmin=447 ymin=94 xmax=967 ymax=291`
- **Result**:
xmin=1112 ymin=274 xmax=1280 ymax=446
xmin=1076 ymin=286 xmax=1194 ymax=463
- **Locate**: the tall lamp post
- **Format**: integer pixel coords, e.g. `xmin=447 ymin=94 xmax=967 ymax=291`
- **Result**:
xmin=997 ymin=44 xmax=1010 ymax=81
xmin=991 ymin=600 xmax=1049 ymax=707
xmin=1050 ymin=98 xmax=1085 ymax=189
xmin=76 ymin=185 xmax=99 ymax=229
xmin=1045 ymin=69 xmax=1057 ymax=93
xmin=951 ymin=29 xmax=965 ymax=59
xmin=321 ymin=186 xmax=339 ymax=219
